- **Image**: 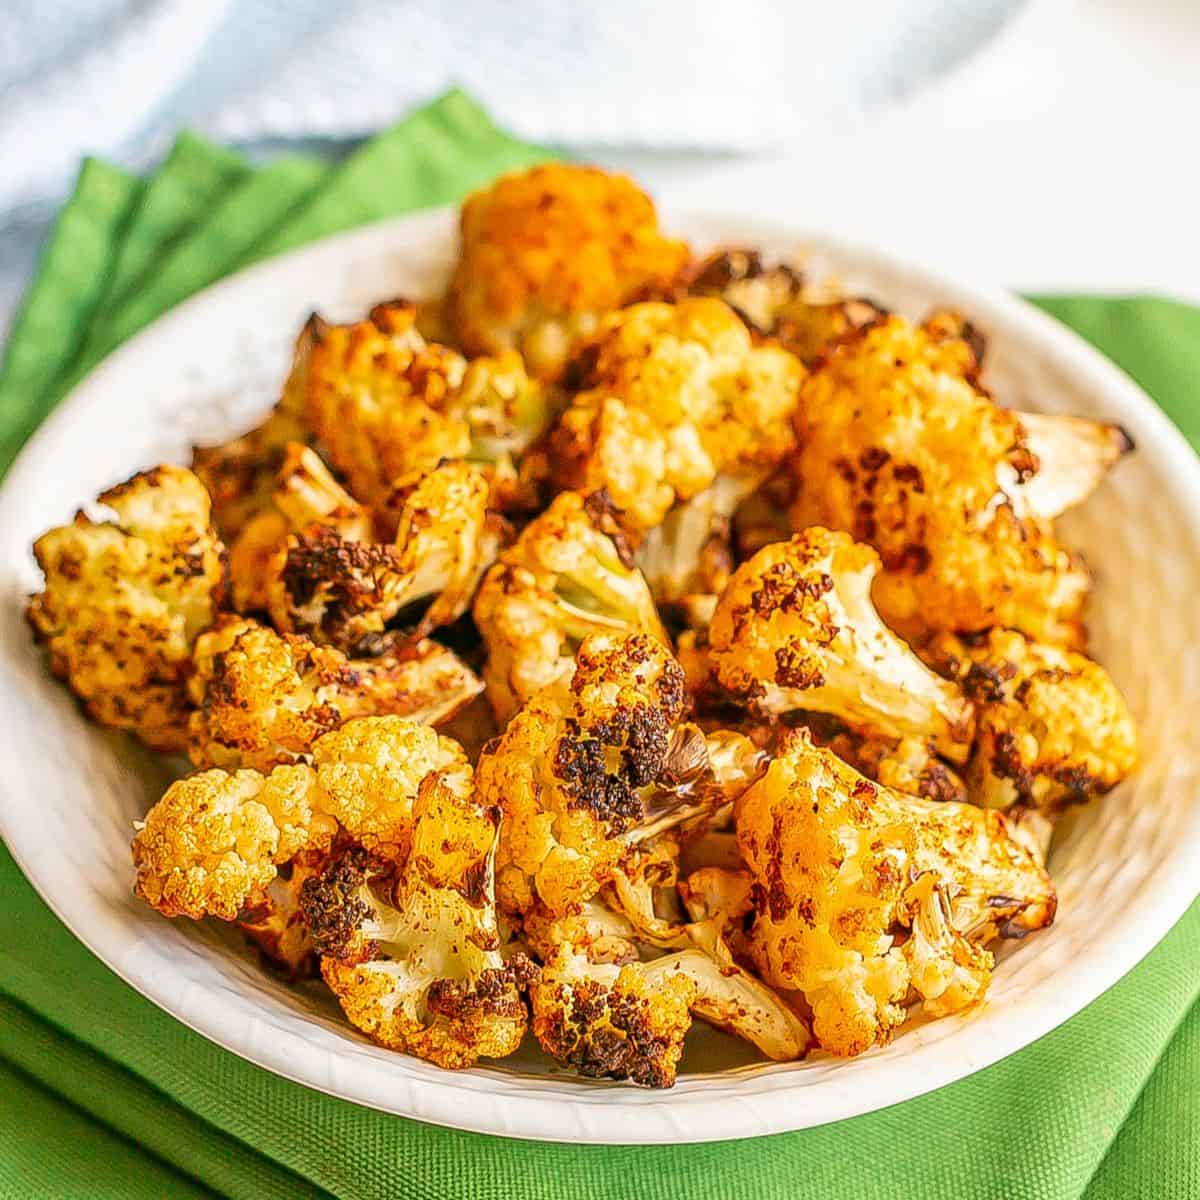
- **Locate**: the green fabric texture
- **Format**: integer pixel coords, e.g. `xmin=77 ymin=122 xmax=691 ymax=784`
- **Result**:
xmin=0 ymin=91 xmax=1196 ymax=1198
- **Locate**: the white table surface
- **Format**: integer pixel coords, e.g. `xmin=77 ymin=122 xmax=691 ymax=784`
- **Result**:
xmin=602 ymin=0 xmax=1200 ymax=303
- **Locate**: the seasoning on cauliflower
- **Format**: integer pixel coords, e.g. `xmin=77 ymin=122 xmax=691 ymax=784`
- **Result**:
xmin=476 ymin=632 xmax=722 ymax=917
xmin=188 ymin=618 xmax=481 ymax=772
xmin=681 ymin=248 xmax=887 ymax=365
xmin=134 ymin=715 xmax=468 ymax=921
xmin=234 ymin=847 xmax=329 ymax=977
xmin=473 ymin=490 xmax=668 ymax=725
xmin=706 ymin=528 xmax=975 ymax=762
xmin=927 ymin=628 xmax=1138 ymax=813
xmin=550 ymin=298 xmax=805 ymax=535
xmin=530 ymin=943 xmax=696 ymax=1087
xmin=228 ymin=443 xmax=375 ymax=613
xmin=268 ymin=461 xmax=505 ymax=652
xmin=27 ymin=464 xmax=225 ymax=751
xmin=737 ymin=730 xmax=1056 ymax=1056
xmin=301 ymin=783 xmax=535 ymax=1069
xmin=790 ymin=314 xmax=1090 ymax=646
xmin=446 ymin=164 xmax=690 ymax=381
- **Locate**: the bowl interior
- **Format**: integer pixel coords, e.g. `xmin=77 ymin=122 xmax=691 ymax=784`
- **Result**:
xmin=0 ymin=208 xmax=1197 ymax=1142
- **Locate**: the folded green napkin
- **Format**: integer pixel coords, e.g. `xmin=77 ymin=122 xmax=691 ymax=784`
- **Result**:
xmin=0 ymin=91 xmax=1196 ymax=1200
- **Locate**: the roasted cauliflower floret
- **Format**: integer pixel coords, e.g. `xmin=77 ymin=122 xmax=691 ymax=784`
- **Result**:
xmin=551 ymin=298 xmax=804 ymax=535
xmin=27 ymin=465 xmax=225 ymax=751
xmin=228 ymin=443 xmax=374 ymax=614
xmin=446 ymin=164 xmax=690 ymax=381
xmin=929 ymin=629 xmax=1138 ymax=813
xmin=474 ymin=490 xmax=668 ymax=724
xmin=269 ymin=461 xmax=504 ymax=651
xmin=790 ymin=315 xmax=1090 ymax=646
xmin=302 ymin=784 xmax=534 ymax=1069
xmin=187 ymin=618 xmax=481 ymax=772
xmin=234 ymin=847 xmax=329 ymax=977
xmin=707 ymin=529 xmax=974 ymax=762
xmin=135 ymin=715 xmax=468 ymax=922
xmin=132 ymin=764 xmax=336 ymax=921
xmin=530 ymin=944 xmax=695 ymax=1087
xmin=737 ymin=731 xmax=1056 ymax=1056
xmin=476 ymin=632 xmax=710 ymax=917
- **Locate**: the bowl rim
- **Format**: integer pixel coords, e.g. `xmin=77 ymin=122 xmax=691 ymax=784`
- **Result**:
xmin=1 ymin=205 xmax=1198 ymax=1144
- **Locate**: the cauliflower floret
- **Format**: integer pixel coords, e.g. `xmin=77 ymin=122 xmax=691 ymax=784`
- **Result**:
xmin=476 ymin=632 xmax=718 ymax=917
xmin=268 ymin=461 xmax=504 ymax=651
xmin=737 ymin=731 xmax=1056 ymax=1056
xmin=550 ymin=298 xmax=804 ymax=535
xmin=187 ymin=618 xmax=481 ymax=772
xmin=790 ymin=315 xmax=1090 ymax=646
xmin=134 ymin=715 xmax=467 ymax=922
xmin=707 ymin=529 xmax=975 ymax=762
xmin=473 ymin=490 xmax=668 ymax=724
xmin=27 ymin=465 xmax=225 ymax=751
xmin=928 ymin=629 xmax=1138 ymax=813
xmin=302 ymin=785 xmax=534 ymax=1069
xmin=530 ymin=944 xmax=695 ymax=1087
xmin=228 ymin=443 xmax=375 ymax=614
xmin=446 ymin=164 xmax=690 ymax=381
xmin=132 ymin=764 xmax=336 ymax=920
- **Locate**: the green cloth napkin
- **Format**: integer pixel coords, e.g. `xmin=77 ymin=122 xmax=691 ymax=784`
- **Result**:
xmin=0 ymin=91 xmax=1196 ymax=1200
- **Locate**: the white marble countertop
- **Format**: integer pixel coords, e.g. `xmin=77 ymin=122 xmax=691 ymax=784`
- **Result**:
xmin=603 ymin=0 xmax=1200 ymax=302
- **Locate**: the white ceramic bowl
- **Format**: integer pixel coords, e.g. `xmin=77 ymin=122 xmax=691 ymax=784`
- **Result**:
xmin=1 ymin=210 xmax=1197 ymax=1144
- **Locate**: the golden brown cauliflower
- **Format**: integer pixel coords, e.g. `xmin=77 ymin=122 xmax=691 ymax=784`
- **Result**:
xmin=302 ymin=777 xmax=534 ymax=1069
xmin=530 ymin=943 xmax=696 ymax=1087
xmin=737 ymin=731 xmax=1056 ymax=1056
xmin=706 ymin=529 xmax=975 ymax=762
xmin=473 ymin=490 xmax=668 ymax=725
xmin=476 ymin=632 xmax=710 ymax=918
xmin=27 ymin=465 xmax=225 ymax=751
xmin=928 ymin=629 xmax=1138 ymax=813
xmin=550 ymin=298 xmax=804 ymax=535
xmin=187 ymin=618 xmax=481 ymax=772
xmin=268 ymin=461 xmax=504 ymax=652
xmin=132 ymin=764 xmax=336 ymax=921
xmin=790 ymin=315 xmax=1090 ymax=646
xmin=133 ymin=715 xmax=467 ymax=922
xmin=446 ymin=164 xmax=690 ymax=381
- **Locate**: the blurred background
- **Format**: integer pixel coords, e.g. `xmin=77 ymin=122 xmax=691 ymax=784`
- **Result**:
xmin=2 ymin=0 xmax=1196 ymax=339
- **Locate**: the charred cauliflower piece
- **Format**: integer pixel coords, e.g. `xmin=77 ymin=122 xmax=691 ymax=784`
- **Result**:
xmin=228 ymin=443 xmax=373 ymax=613
xmin=188 ymin=618 xmax=481 ymax=772
xmin=302 ymin=780 xmax=533 ymax=1069
xmin=446 ymin=164 xmax=690 ymax=381
xmin=476 ymin=632 xmax=713 ymax=917
xmin=551 ymin=298 xmax=804 ymax=535
xmin=27 ymin=465 xmax=225 ymax=751
xmin=737 ymin=731 xmax=1056 ymax=1056
xmin=790 ymin=315 xmax=1090 ymax=646
xmin=930 ymin=629 xmax=1138 ymax=813
xmin=134 ymin=715 xmax=468 ymax=921
xmin=530 ymin=944 xmax=695 ymax=1087
xmin=707 ymin=529 xmax=974 ymax=762
xmin=682 ymin=248 xmax=887 ymax=365
xmin=268 ymin=461 xmax=504 ymax=651
xmin=474 ymin=490 xmax=668 ymax=724
xmin=235 ymin=847 xmax=329 ymax=977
